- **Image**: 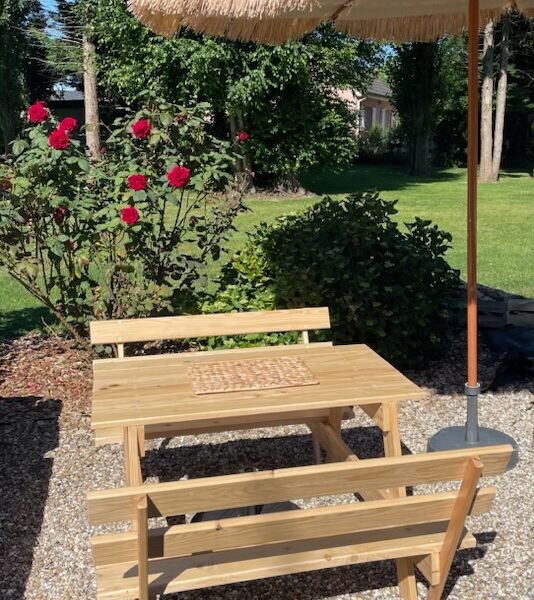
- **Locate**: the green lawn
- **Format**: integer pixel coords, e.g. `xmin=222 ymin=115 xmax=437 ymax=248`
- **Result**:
xmin=1 ymin=165 xmax=532 ymax=337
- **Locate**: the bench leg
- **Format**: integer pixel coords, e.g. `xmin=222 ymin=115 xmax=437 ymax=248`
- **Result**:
xmin=397 ymin=557 xmax=418 ymax=600
xmin=136 ymin=494 xmax=149 ymax=600
xmin=137 ymin=425 xmax=146 ymax=458
xmin=426 ymin=458 xmax=483 ymax=600
xmin=124 ymin=426 xmax=143 ymax=487
xmin=312 ymin=431 xmax=322 ymax=464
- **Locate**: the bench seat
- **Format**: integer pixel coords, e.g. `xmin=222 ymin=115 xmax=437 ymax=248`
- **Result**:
xmin=94 ymin=522 xmax=476 ymax=599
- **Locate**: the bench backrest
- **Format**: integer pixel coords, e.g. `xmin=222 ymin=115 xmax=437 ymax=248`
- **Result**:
xmin=88 ymin=444 xmax=512 ymax=599
xmin=89 ymin=307 xmax=331 ymax=358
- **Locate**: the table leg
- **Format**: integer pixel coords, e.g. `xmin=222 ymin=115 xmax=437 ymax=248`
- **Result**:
xmin=381 ymin=403 xmax=418 ymax=597
xmin=325 ymin=407 xmax=344 ymax=462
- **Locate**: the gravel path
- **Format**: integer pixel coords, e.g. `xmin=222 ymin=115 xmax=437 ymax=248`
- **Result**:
xmin=1 ymin=335 xmax=532 ymax=600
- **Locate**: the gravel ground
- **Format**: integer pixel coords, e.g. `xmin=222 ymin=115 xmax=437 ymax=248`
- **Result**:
xmin=0 ymin=334 xmax=532 ymax=600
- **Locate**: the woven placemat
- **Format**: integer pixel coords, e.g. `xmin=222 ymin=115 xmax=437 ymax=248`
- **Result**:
xmin=189 ymin=356 xmax=318 ymax=395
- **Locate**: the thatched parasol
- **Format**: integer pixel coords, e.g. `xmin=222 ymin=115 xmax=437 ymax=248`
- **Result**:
xmin=129 ymin=0 xmax=528 ymax=465
xmin=128 ymin=0 xmax=534 ymax=41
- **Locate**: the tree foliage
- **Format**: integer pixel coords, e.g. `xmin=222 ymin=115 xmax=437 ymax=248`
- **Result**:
xmin=87 ymin=0 xmax=384 ymax=184
xmin=0 ymin=0 xmax=53 ymax=153
xmin=387 ymin=42 xmax=443 ymax=176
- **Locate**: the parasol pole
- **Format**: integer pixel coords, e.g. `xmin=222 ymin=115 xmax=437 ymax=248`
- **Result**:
xmin=466 ymin=0 xmax=481 ymax=441
xmin=427 ymin=0 xmax=518 ymax=468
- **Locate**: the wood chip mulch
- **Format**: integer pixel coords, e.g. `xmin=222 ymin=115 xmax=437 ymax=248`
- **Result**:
xmin=0 ymin=334 xmax=92 ymax=430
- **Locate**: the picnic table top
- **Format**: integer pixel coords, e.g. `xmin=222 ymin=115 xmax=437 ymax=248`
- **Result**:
xmin=91 ymin=343 xmax=425 ymax=430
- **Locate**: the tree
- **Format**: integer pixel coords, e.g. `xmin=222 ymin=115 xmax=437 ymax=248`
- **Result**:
xmin=49 ymin=0 xmax=101 ymax=160
xmin=479 ymin=11 xmax=512 ymax=183
xmin=387 ymin=42 xmax=442 ymax=176
xmin=505 ymin=16 xmax=534 ymax=169
xmin=87 ymin=1 xmax=383 ymax=186
xmin=0 ymin=0 xmax=53 ymax=153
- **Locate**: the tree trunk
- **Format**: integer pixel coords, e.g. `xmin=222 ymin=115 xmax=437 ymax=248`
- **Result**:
xmin=0 ymin=105 xmax=18 ymax=155
xmin=408 ymin=43 xmax=439 ymax=176
xmin=479 ymin=19 xmax=495 ymax=182
xmin=83 ymin=33 xmax=101 ymax=161
xmin=491 ymin=11 xmax=511 ymax=181
xmin=236 ymin=108 xmax=255 ymax=192
xmin=410 ymin=124 xmax=432 ymax=176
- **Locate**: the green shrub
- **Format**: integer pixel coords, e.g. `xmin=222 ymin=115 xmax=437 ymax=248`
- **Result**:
xmin=357 ymin=124 xmax=407 ymax=166
xmin=201 ymin=242 xmax=298 ymax=349
xmin=210 ymin=193 xmax=460 ymax=367
xmin=0 ymin=93 xmax=244 ymax=342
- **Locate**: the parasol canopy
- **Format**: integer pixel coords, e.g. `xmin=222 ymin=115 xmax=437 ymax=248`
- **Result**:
xmin=128 ymin=0 xmax=534 ymax=42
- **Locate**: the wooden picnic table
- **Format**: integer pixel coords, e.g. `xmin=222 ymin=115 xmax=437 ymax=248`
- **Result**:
xmin=92 ymin=343 xmax=425 ymax=486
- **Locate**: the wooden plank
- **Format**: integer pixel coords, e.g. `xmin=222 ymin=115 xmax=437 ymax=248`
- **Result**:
xmin=509 ymin=313 xmax=534 ymax=327
xmin=508 ymin=299 xmax=534 ymax=312
xmin=92 ymin=523 xmax=476 ymax=569
xmin=94 ymin=523 xmax=476 ymax=599
xmin=87 ymin=445 xmax=511 ymax=525
xmin=92 ymin=490 xmax=493 ymax=561
xmin=93 ymin=407 xmax=355 ymax=447
xmin=136 ymin=496 xmax=148 ymax=600
xmin=92 ymin=342 xmax=334 ymax=372
xmin=90 ymin=307 xmax=331 ymax=345
xmin=427 ymin=458 xmax=483 ymax=600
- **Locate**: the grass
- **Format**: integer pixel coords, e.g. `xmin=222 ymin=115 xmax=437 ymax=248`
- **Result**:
xmin=1 ymin=165 xmax=532 ymax=337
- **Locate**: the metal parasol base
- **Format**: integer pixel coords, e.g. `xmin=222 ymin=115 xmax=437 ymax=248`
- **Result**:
xmin=427 ymin=383 xmax=519 ymax=471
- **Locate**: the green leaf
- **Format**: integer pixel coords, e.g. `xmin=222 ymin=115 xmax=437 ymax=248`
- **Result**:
xmin=12 ymin=140 xmax=28 ymax=156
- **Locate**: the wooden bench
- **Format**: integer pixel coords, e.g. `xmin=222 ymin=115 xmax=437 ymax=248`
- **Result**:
xmin=87 ymin=441 xmax=513 ymax=600
xmin=90 ymin=307 xmax=335 ymax=453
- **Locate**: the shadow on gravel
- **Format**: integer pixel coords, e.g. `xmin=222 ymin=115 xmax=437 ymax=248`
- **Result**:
xmin=0 ymin=396 xmax=61 ymax=598
xmin=438 ymin=532 xmax=497 ymax=600
xmin=142 ymin=425 xmax=413 ymax=484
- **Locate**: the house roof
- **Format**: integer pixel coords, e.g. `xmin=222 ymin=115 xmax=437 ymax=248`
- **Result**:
xmin=367 ymin=78 xmax=392 ymax=99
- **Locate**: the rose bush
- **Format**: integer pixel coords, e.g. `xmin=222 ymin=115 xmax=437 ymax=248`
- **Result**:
xmin=0 ymin=93 xmax=244 ymax=342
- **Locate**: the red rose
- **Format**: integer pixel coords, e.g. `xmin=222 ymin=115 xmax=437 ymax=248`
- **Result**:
xmin=49 ymin=129 xmax=70 ymax=150
xmin=120 ymin=206 xmax=139 ymax=226
xmin=131 ymin=119 xmax=151 ymax=139
xmin=58 ymin=117 xmax=77 ymax=133
xmin=127 ymin=174 xmax=147 ymax=191
xmin=237 ymin=130 xmax=249 ymax=142
xmin=176 ymin=114 xmax=186 ymax=124
xmin=167 ymin=165 xmax=191 ymax=188
xmin=53 ymin=206 xmax=68 ymax=223
xmin=27 ymin=101 xmax=48 ymax=124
